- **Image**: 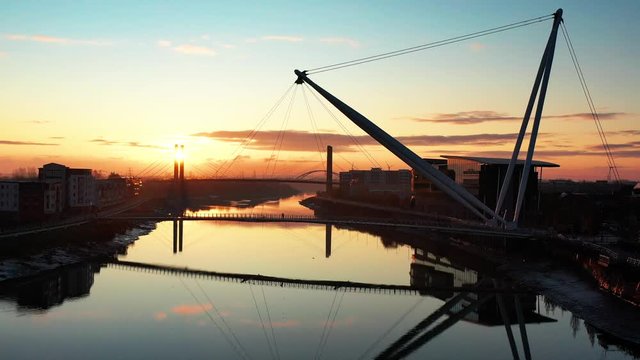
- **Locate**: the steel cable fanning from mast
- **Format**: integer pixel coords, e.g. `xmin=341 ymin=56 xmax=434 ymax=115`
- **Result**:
xmin=301 ymin=84 xmax=327 ymax=170
xmin=215 ymin=84 xmax=295 ymax=178
xmin=560 ymin=21 xmax=620 ymax=182
xmin=306 ymin=13 xmax=554 ymax=74
xmin=267 ymin=86 xmax=298 ymax=177
xmin=304 ymin=83 xmax=382 ymax=168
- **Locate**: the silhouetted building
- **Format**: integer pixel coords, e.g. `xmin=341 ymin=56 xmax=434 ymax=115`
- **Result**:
xmin=68 ymin=168 xmax=95 ymax=208
xmin=39 ymin=163 xmax=96 ymax=210
xmin=442 ymin=155 xmax=558 ymax=217
xmin=339 ymin=168 xmax=413 ymax=200
xmin=541 ymin=179 xmax=637 ymax=197
xmin=413 ymin=158 xmax=454 ymax=194
xmin=0 ymin=181 xmax=63 ymax=224
xmin=0 ymin=181 xmax=19 ymax=213
xmin=95 ymin=173 xmax=128 ymax=208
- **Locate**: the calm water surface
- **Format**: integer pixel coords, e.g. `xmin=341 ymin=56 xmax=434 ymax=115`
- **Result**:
xmin=0 ymin=194 xmax=636 ymax=359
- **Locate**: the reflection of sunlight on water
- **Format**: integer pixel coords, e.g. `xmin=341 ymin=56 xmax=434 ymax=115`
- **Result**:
xmin=185 ymin=193 xmax=315 ymax=217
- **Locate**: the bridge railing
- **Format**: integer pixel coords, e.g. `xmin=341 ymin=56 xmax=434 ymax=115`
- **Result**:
xmin=178 ymin=212 xmax=470 ymax=229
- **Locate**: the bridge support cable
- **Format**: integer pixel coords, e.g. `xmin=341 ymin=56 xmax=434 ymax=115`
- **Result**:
xmin=317 ymin=290 xmax=346 ymax=359
xmin=560 ymin=21 xmax=620 ymax=183
xmin=303 ymin=83 xmax=382 ymax=169
xmin=179 ymin=278 xmax=252 ymax=360
xmin=194 ymin=279 xmax=253 ymax=360
xmin=314 ymin=290 xmax=346 ymax=360
xmin=301 ymin=84 xmax=327 ymax=170
xmin=146 ymin=163 xmax=172 ymax=179
xmin=215 ymin=84 xmax=295 ymax=178
xmin=249 ymin=284 xmax=278 ymax=360
xmin=305 ymin=14 xmax=554 ymax=75
xmin=295 ymin=70 xmax=502 ymax=224
xmin=266 ymin=86 xmax=298 ymax=177
xmin=315 ymin=290 xmax=339 ymax=360
xmin=137 ymin=159 xmax=167 ymax=179
xmin=357 ymin=298 xmax=424 ymax=360
xmin=260 ymin=286 xmax=281 ymax=360
xmin=189 ymin=163 xmax=213 ymax=179
xmin=495 ymin=9 xmax=563 ymax=225
xmin=135 ymin=159 xmax=164 ymax=178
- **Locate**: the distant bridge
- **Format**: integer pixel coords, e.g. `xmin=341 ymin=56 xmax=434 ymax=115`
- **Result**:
xmin=152 ymin=177 xmax=332 ymax=185
xmin=294 ymin=169 xmax=339 ymax=180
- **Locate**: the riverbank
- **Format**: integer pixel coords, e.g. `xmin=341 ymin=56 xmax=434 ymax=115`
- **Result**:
xmin=0 ymin=220 xmax=155 ymax=282
xmin=0 ymin=196 xmax=150 ymax=240
xmin=303 ymin=194 xmax=640 ymax=350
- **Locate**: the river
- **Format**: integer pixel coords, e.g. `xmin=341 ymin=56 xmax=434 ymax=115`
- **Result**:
xmin=0 ymin=193 xmax=636 ymax=359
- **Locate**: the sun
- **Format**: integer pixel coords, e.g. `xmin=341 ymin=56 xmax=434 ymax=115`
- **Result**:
xmin=174 ymin=144 xmax=185 ymax=161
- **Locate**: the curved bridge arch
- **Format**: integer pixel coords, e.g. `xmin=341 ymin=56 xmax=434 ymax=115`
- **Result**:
xmin=295 ymin=169 xmax=339 ymax=180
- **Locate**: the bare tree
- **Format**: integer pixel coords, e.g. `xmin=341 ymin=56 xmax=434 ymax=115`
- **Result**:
xmin=11 ymin=167 xmax=37 ymax=180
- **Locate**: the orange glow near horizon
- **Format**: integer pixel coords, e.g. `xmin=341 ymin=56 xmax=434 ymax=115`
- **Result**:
xmin=0 ymin=3 xmax=637 ymax=181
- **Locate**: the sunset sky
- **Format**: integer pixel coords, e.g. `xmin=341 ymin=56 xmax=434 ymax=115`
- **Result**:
xmin=1 ymin=0 xmax=638 ymax=180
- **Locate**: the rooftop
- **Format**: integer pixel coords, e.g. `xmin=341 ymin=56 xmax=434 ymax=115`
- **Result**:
xmin=441 ymin=155 xmax=560 ymax=168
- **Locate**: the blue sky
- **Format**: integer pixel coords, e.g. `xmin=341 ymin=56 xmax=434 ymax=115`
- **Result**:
xmin=0 ymin=1 xmax=638 ymax=179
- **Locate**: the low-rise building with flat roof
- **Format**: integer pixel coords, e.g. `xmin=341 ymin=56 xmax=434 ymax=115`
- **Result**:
xmin=339 ymin=168 xmax=413 ymax=200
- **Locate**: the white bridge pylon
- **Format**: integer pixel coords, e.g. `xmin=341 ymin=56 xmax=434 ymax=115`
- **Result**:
xmin=295 ymin=9 xmax=564 ymax=228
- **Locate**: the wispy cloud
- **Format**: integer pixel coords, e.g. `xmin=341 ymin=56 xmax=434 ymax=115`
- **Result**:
xmin=22 ymin=120 xmax=51 ymax=124
xmin=547 ymin=112 xmax=626 ymax=121
xmin=90 ymin=138 xmax=119 ymax=146
xmin=585 ymin=141 xmax=640 ymax=151
xmin=611 ymin=130 xmax=640 ymax=137
xmin=173 ymin=44 xmax=215 ymax=56
xmin=0 ymin=140 xmax=58 ymax=146
xmin=157 ymin=39 xmax=172 ymax=48
xmin=319 ymin=37 xmax=360 ymax=48
xmin=262 ymin=35 xmax=303 ymax=42
xmin=49 ymin=136 xmax=65 ymax=139
xmin=90 ymin=138 xmax=162 ymax=149
xmin=411 ymin=111 xmax=519 ymax=124
xmin=192 ymin=130 xmax=534 ymax=152
xmin=410 ymin=111 xmax=627 ymax=125
xmin=5 ymin=34 xmax=109 ymax=46
xmin=127 ymin=141 xmax=163 ymax=149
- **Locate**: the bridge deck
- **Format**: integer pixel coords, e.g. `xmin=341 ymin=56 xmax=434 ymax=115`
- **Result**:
xmin=100 ymin=213 xmax=541 ymax=239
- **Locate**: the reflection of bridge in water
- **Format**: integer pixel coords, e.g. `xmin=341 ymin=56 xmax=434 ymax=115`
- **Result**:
xmin=105 ymin=219 xmax=548 ymax=359
xmin=106 ymin=259 xmax=519 ymax=296
xmin=0 ymin=217 xmax=554 ymax=360
xmin=100 ymin=214 xmax=536 ymax=239
xmin=106 ymin=258 xmax=543 ymax=359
